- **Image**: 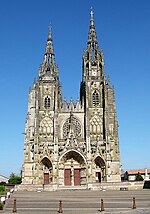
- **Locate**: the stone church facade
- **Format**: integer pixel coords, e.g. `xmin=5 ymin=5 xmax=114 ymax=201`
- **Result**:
xmin=22 ymin=10 xmax=121 ymax=189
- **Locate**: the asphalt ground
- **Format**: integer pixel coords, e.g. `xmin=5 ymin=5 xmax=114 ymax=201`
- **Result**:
xmin=3 ymin=189 xmax=150 ymax=214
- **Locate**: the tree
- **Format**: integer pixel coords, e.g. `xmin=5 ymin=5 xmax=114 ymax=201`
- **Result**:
xmin=8 ymin=173 xmax=22 ymax=184
xmin=135 ymin=172 xmax=144 ymax=181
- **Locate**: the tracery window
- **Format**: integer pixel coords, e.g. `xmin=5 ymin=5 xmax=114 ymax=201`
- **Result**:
xmin=44 ymin=96 xmax=50 ymax=108
xmin=90 ymin=115 xmax=102 ymax=135
xmin=92 ymin=90 xmax=99 ymax=107
xmin=63 ymin=116 xmax=81 ymax=138
xmin=39 ymin=117 xmax=53 ymax=135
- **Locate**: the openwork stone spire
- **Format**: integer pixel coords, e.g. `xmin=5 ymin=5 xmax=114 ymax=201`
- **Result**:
xmin=81 ymin=7 xmax=104 ymax=82
xmin=39 ymin=26 xmax=57 ymax=78
xmin=88 ymin=7 xmax=98 ymax=47
xmin=45 ymin=25 xmax=55 ymax=64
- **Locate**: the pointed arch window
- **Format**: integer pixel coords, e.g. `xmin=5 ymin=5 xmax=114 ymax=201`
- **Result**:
xmin=92 ymin=90 xmax=99 ymax=107
xmin=44 ymin=96 xmax=50 ymax=108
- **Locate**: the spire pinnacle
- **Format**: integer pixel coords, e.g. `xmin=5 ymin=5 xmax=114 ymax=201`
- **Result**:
xmin=88 ymin=7 xmax=96 ymax=41
xmin=44 ymin=25 xmax=54 ymax=61
xmin=87 ymin=7 xmax=98 ymax=59
xmin=46 ymin=25 xmax=53 ymax=51
xmin=39 ymin=25 xmax=56 ymax=78
xmin=90 ymin=7 xmax=94 ymax=18
xmin=48 ymin=25 xmax=52 ymax=32
xmin=47 ymin=25 xmax=52 ymax=41
xmin=90 ymin=7 xmax=95 ymax=28
xmin=90 ymin=7 xmax=94 ymax=20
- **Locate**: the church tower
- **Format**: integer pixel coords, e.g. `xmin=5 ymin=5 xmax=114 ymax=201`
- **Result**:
xmin=80 ymin=9 xmax=120 ymax=182
xmin=22 ymin=28 xmax=62 ymax=185
xmin=21 ymin=9 xmax=121 ymax=190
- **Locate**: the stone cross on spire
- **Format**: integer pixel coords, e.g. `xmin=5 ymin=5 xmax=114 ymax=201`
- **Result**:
xmin=90 ymin=7 xmax=94 ymax=19
xmin=90 ymin=7 xmax=94 ymax=27
xmin=48 ymin=25 xmax=52 ymax=32
xmin=47 ymin=24 xmax=53 ymax=42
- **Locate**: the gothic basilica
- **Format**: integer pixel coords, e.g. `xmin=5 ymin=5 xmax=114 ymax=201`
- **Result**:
xmin=21 ymin=10 xmax=121 ymax=190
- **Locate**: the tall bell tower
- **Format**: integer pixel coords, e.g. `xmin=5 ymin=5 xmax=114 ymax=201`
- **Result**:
xmin=80 ymin=8 xmax=121 ymax=182
xmin=22 ymin=28 xmax=62 ymax=185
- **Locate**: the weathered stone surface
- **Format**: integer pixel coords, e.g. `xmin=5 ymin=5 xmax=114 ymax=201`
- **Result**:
xmin=22 ymin=9 xmax=121 ymax=190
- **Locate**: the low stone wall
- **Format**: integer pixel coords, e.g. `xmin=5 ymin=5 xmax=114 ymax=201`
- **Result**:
xmin=16 ymin=181 xmax=144 ymax=191
xmin=15 ymin=184 xmax=44 ymax=191
xmin=90 ymin=181 xmax=144 ymax=191
xmin=15 ymin=184 xmax=58 ymax=192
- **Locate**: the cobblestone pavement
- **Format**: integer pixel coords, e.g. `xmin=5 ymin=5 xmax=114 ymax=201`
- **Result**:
xmin=3 ymin=189 xmax=150 ymax=214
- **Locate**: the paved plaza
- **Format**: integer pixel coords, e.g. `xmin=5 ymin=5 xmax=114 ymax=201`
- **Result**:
xmin=3 ymin=189 xmax=150 ymax=214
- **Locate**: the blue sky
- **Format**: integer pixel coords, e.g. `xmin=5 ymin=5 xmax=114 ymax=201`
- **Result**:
xmin=0 ymin=0 xmax=150 ymax=177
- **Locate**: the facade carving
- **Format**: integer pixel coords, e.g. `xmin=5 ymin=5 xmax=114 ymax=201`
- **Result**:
xmin=22 ymin=9 xmax=121 ymax=189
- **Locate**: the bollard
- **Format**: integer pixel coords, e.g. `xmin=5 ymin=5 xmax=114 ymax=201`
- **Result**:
xmin=132 ymin=197 xmax=136 ymax=209
xmin=58 ymin=200 xmax=63 ymax=213
xmin=12 ymin=198 xmax=17 ymax=213
xmin=100 ymin=199 xmax=104 ymax=212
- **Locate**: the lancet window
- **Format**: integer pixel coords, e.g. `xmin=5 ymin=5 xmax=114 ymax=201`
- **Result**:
xmin=44 ymin=96 xmax=50 ymax=108
xmin=92 ymin=90 xmax=99 ymax=107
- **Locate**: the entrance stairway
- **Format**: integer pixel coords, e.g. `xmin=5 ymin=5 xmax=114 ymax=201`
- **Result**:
xmin=4 ymin=189 xmax=150 ymax=214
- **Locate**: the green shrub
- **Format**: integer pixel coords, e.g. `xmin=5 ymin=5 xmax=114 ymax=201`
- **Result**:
xmin=0 ymin=182 xmax=6 ymax=185
xmin=8 ymin=176 xmax=21 ymax=184
xmin=135 ymin=173 xmax=144 ymax=181
xmin=0 ymin=203 xmax=4 ymax=210
xmin=0 ymin=185 xmax=5 ymax=192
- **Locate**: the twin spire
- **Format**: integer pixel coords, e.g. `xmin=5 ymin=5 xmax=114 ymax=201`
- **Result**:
xmin=44 ymin=7 xmax=97 ymax=60
xmin=39 ymin=8 xmax=98 ymax=78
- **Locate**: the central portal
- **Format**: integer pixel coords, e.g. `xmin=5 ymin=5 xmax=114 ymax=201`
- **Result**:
xmin=59 ymin=150 xmax=86 ymax=186
xmin=64 ymin=169 xmax=81 ymax=186
xmin=74 ymin=169 xmax=80 ymax=185
xmin=64 ymin=169 xmax=71 ymax=185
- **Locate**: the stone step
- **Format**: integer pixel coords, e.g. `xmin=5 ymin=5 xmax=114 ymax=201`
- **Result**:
xmin=3 ymin=189 xmax=150 ymax=214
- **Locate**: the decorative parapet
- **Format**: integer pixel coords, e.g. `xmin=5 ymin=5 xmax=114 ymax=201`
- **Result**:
xmin=61 ymin=99 xmax=84 ymax=113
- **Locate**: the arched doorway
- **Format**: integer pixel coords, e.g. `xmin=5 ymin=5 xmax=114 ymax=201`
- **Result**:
xmin=93 ymin=156 xmax=105 ymax=183
xmin=41 ymin=157 xmax=52 ymax=185
xmin=59 ymin=150 xmax=86 ymax=186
